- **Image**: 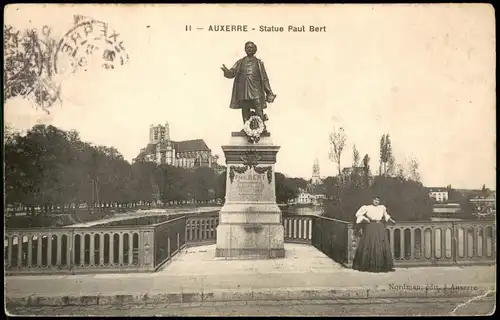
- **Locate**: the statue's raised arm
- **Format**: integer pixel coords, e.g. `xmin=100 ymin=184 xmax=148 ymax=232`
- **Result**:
xmin=221 ymin=63 xmax=237 ymax=79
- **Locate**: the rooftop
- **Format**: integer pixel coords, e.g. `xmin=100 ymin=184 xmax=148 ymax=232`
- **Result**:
xmin=173 ymin=139 xmax=210 ymax=153
xmin=428 ymin=188 xmax=448 ymax=192
xmin=135 ymin=139 xmax=211 ymax=161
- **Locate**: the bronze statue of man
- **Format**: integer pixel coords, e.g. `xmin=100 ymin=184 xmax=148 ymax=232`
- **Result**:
xmin=221 ymin=41 xmax=276 ymax=126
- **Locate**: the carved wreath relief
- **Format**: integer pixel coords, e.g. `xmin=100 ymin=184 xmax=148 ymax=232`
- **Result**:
xmin=228 ymin=150 xmax=272 ymax=184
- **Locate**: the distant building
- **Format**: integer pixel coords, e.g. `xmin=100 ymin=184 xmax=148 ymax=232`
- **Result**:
xmin=428 ymin=188 xmax=449 ymax=202
xmin=469 ymin=193 xmax=496 ymax=217
xmin=289 ymin=189 xmax=326 ymax=206
xmin=297 ymin=192 xmax=312 ymax=204
xmin=312 ymin=194 xmax=327 ymax=201
xmin=432 ymin=203 xmax=461 ymax=214
xmin=134 ymin=122 xmax=217 ymax=169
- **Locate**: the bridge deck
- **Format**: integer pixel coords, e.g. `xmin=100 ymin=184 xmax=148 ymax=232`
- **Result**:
xmin=64 ymin=206 xmax=221 ymax=228
xmin=6 ymin=243 xmax=495 ymax=304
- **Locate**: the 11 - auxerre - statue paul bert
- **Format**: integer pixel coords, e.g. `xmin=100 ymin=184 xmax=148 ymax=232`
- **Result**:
xmin=215 ymin=41 xmax=285 ymax=259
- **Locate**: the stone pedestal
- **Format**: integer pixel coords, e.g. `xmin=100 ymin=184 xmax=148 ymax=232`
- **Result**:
xmin=215 ymin=132 xmax=285 ymax=259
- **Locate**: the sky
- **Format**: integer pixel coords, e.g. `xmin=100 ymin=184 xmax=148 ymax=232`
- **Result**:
xmin=4 ymin=4 xmax=496 ymax=189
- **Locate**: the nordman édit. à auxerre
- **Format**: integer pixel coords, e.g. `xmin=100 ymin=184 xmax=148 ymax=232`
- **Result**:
xmin=207 ymin=25 xmax=326 ymax=32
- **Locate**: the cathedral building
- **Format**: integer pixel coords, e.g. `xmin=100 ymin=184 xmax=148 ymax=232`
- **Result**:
xmin=133 ymin=122 xmax=217 ymax=169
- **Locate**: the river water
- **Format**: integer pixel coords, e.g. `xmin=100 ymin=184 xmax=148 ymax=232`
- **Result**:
xmin=281 ymin=206 xmax=466 ymax=222
xmin=281 ymin=205 xmax=324 ymax=216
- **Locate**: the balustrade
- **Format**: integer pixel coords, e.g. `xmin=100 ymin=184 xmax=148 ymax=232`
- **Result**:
xmin=184 ymin=215 xmax=313 ymax=246
xmin=283 ymin=216 xmax=313 ymax=243
xmin=5 ymin=213 xmax=495 ymax=276
xmin=186 ymin=216 xmax=219 ymax=245
xmin=310 ymin=216 xmax=350 ymax=265
xmin=5 ymin=226 xmax=157 ymax=275
xmin=154 ymin=216 xmax=186 ymax=269
xmin=312 ymin=217 xmax=497 ymax=268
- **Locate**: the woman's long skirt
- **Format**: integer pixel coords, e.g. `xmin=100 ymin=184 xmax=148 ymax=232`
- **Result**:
xmin=352 ymin=222 xmax=394 ymax=273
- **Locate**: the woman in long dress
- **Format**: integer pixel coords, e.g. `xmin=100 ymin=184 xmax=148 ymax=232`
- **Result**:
xmin=352 ymin=196 xmax=396 ymax=273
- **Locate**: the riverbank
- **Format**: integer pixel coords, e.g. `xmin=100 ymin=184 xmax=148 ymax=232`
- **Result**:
xmin=6 ymin=206 xmax=222 ymax=229
xmin=66 ymin=207 xmax=221 ymax=228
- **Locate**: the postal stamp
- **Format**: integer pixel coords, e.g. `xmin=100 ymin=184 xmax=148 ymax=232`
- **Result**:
xmin=4 ymin=15 xmax=130 ymax=111
xmin=54 ymin=16 xmax=129 ymax=76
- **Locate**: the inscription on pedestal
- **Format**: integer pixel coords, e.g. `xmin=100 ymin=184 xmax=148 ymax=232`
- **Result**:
xmin=236 ymin=172 xmax=265 ymax=196
xmin=229 ymin=165 xmax=273 ymax=184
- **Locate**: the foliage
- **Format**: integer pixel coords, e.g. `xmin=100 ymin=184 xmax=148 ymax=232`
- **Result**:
xmin=214 ymin=170 xmax=227 ymax=201
xmin=4 ymin=125 xmax=218 ymax=213
xmin=288 ymin=177 xmax=309 ymax=191
xmin=323 ymin=176 xmax=433 ymax=222
xmin=5 ymin=124 xmax=307 ymax=212
xmin=362 ymin=154 xmax=371 ymax=188
xmin=407 ymin=156 xmax=421 ymax=182
xmin=275 ymin=172 xmax=299 ymax=204
xmin=328 ymin=123 xmax=347 ymax=176
xmin=379 ymin=133 xmax=392 ymax=176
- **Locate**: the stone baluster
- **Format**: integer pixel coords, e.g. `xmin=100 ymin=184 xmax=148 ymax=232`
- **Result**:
xmin=109 ymin=234 xmax=114 ymax=265
xmin=47 ymin=234 xmax=53 ymax=267
xmin=118 ymin=233 xmax=124 ymax=265
xmin=128 ymin=233 xmax=134 ymax=265
xmin=99 ymin=234 xmax=105 ymax=265
xmin=37 ymin=236 xmax=42 ymax=267
xmin=27 ymin=236 xmax=33 ymax=267
xmin=89 ymin=234 xmax=95 ymax=265
xmin=6 ymin=236 xmax=12 ymax=267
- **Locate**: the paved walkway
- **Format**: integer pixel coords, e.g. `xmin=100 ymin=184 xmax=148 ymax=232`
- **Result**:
xmin=65 ymin=206 xmax=221 ymax=227
xmin=8 ymin=297 xmax=496 ymax=316
xmin=5 ymin=244 xmax=496 ymax=306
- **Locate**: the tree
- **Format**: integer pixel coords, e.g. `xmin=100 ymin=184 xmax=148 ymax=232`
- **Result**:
xmin=5 ymin=130 xmax=28 ymax=210
xmin=4 ymin=122 xmax=20 ymax=144
xmin=348 ymin=145 xmax=361 ymax=187
xmin=212 ymin=154 xmax=220 ymax=166
xmin=480 ymin=184 xmax=491 ymax=196
xmin=288 ymin=177 xmax=309 ymax=192
xmin=362 ymin=154 xmax=371 ymax=187
xmin=408 ymin=156 xmax=421 ymax=182
xmin=159 ymin=165 xmax=191 ymax=204
xmin=352 ymin=144 xmax=360 ymax=168
xmin=4 ymin=124 xmax=148 ymax=213
xmin=328 ymin=124 xmax=347 ymax=176
xmin=447 ymin=185 xmax=465 ymax=203
xmin=323 ymin=176 xmax=432 ymax=222
xmin=387 ymin=155 xmax=396 ymax=177
xmin=214 ymin=170 xmax=227 ymax=201
xmin=322 ymin=176 xmax=341 ymax=200
xmin=311 ymin=182 xmax=326 ymax=195
xmin=191 ymin=167 xmax=217 ymax=202
xmin=131 ymin=161 xmax=157 ymax=204
xmin=379 ymin=134 xmax=393 ymax=176
xmin=379 ymin=135 xmax=385 ymax=175
xmin=275 ymin=172 xmax=299 ymax=204
xmin=396 ymin=163 xmax=406 ymax=180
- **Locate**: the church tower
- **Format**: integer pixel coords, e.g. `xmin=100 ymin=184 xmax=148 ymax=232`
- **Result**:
xmin=311 ymin=157 xmax=321 ymax=185
xmin=149 ymin=122 xmax=170 ymax=144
